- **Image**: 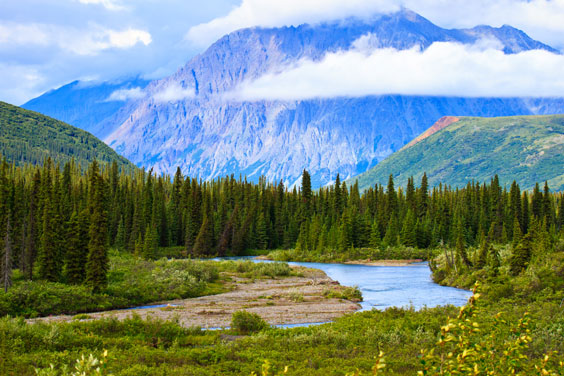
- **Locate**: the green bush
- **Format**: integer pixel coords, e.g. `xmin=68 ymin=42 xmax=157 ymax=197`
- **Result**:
xmin=231 ymin=310 xmax=269 ymax=334
xmin=324 ymin=286 xmax=363 ymax=302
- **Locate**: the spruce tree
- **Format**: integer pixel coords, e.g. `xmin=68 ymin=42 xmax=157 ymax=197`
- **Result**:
xmin=142 ymin=225 xmax=158 ymax=259
xmin=300 ymin=169 xmax=312 ymax=220
xmin=193 ymin=215 xmax=213 ymax=256
xmin=85 ymin=161 xmax=109 ymax=293
xmin=383 ymin=215 xmax=399 ymax=247
xmin=1 ymin=218 xmax=13 ymax=292
xmin=510 ymin=233 xmax=532 ymax=276
xmin=38 ymin=178 xmax=60 ymax=282
xmin=400 ymin=209 xmax=417 ymax=247
xmin=417 ymin=173 xmax=429 ymax=218
xmin=475 ymin=232 xmax=489 ymax=269
xmin=365 ymin=221 xmax=377 ymax=249
xmin=65 ymin=211 xmax=87 ymax=284
xmin=255 ymin=212 xmax=268 ymax=250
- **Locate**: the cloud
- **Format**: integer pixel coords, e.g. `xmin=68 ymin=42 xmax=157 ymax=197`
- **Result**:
xmin=0 ymin=63 xmax=45 ymax=105
xmin=186 ymin=0 xmax=564 ymax=51
xmin=77 ymin=0 xmax=125 ymax=11
xmin=0 ymin=22 xmax=151 ymax=55
xmin=0 ymin=0 xmax=235 ymax=104
xmin=106 ymin=87 xmax=145 ymax=101
xmin=229 ymin=39 xmax=564 ymax=100
xmin=186 ymin=0 xmax=400 ymax=47
xmin=152 ymin=82 xmax=195 ymax=102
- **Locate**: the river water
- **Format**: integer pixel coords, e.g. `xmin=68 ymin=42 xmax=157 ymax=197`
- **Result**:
xmin=217 ymin=257 xmax=472 ymax=311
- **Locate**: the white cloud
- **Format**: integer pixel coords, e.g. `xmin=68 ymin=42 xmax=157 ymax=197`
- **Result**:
xmin=186 ymin=0 xmax=400 ymax=47
xmin=0 ymin=63 xmax=45 ymax=105
xmin=186 ymin=0 xmax=564 ymax=51
xmin=0 ymin=22 xmax=151 ymax=55
xmin=77 ymin=0 xmax=125 ymax=11
xmin=106 ymin=87 xmax=145 ymax=101
xmin=153 ymin=82 xmax=195 ymax=102
xmin=229 ymin=39 xmax=564 ymax=100
xmin=105 ymin=28 xmax=152 ymax=49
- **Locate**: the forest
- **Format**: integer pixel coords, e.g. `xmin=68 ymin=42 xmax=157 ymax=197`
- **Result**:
xmin=0 ymin=157 xmax=563 ymax=293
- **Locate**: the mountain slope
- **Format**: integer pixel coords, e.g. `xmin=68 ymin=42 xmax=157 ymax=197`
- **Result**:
xmin=0 ymin=101 xmax=134 ymax=169
xmin=352 ymin=115 xmax=564 ymax=191
xmin=23 ymin=77 xmax=150 ymax=139
xmin=24 ymin=10 xmax=564 ymax=187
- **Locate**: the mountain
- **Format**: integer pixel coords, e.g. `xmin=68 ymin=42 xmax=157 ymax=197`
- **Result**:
xmin=23 ymin=77 xmax=150 ymax=139
xmin=0 ymin=101 xmax=134 ymax=170
xmin=24 ymin=10 xmax=564 ymax=188
xmin=352 ymin=115 xmax=564 ymax=191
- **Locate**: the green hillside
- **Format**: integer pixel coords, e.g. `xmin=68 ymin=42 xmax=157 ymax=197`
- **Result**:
xmin=0 ymin=101 xmax=133 ymax=169
xmin=353 ymin=115 xmax=564 ymax=191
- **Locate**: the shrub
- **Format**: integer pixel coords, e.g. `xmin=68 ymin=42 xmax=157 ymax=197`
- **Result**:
xmin=324 ymin=285 xmax=363 ymax=302
xmin=231 ymin=310 xmax=269 ymax=334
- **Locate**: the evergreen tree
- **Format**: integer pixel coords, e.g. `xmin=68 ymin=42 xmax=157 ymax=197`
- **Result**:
xmin=65 ymin=211 xmax=87 ymax=284
xmin=511 ymin=216 xmax=522 ymax=249
xmin=454 ymin=213 xmax=472 ymax=267
xmin=85 ymin=161 xmax=109 ymax=293
xmin=255 ymin=212 xmax=268 ymax=250
xmin=143 ymin=225 xmax=158 ymax=259
xmin=400 ymin=209 xmax=417 ymax=247
xmin=383 ymin=215 xmax=399 ymax=247
xmin=386 ymin=174 xmax=397 ymax=218
xmin=417 ymin=173 xmax=429 ymax=218
xmin=531 ymin=183 xmax=543 ymax=219
xmin=475 ymin=232 xmax=489 ymax=270
xmin=509 ymin=233 xmax=532 ymax=276
xmin=193 ymin=215 xmax=214 ymax=256
xmin=38 ymin=169 xmax=60 ymax=282
xmin=369 ymin=221 xmax=381 ymax=248
xmin=1 ymin=218 xmax=13 ymax=292
xmin=300 ymin=169 xmax=312 ymax=221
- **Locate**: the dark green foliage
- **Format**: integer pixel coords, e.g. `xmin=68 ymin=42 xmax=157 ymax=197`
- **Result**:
xmin=509 ymin=233 xmax=533 ymax=276
xmin=230 ymin=310 xmax=269 ymax=334
xmin=65 ymin=211 xmax=87 ymax=284
xmin=0 ymin=101 xmax=133 ymax=170
xmin=85 ymin=162 xmax=108 ymax=293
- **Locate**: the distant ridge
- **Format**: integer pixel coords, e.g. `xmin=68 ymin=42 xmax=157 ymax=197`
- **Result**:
xmin=352 ymin=115 xmax=564 ymax=191
xmin=0 ymin=101 xmax=134 ymax=170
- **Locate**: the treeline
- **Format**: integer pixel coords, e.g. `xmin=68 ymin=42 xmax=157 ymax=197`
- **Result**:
xmin=0 ymin=157 xmax=563 ymax=292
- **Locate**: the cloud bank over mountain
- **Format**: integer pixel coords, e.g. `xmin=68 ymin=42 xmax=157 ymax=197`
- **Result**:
xmin=230 ymin=39 xmax=564 ymax=101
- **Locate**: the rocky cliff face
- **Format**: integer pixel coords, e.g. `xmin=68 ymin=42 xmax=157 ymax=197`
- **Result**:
xmin=24 ymin=10 xmax=564 ymax=188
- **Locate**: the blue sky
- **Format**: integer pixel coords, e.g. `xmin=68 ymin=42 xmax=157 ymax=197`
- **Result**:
xmin=1 ymin=0 xmax=564 ymax=105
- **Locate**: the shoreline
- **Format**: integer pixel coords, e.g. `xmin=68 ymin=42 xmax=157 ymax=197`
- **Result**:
xmin=255 ymin=255 xmax=423 ymax=266
xmin=29 ymin=266 xmax=360 ymax=328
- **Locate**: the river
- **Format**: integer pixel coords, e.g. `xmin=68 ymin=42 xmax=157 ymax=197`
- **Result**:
xmin=216 ymin=257 xmax=472 ymax=311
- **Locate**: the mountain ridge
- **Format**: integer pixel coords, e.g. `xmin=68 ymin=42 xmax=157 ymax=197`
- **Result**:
xmin=0 ymin=101 xmax=134 ymax=170
xmin=351 ymin=114 xmax=564 ymax=191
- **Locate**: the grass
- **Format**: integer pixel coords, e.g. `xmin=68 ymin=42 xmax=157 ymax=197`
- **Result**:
xmin=0 ymin=251 xmax=297 ymax=318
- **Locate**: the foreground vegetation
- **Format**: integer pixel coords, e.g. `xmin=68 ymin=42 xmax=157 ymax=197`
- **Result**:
xmin=0 ymin=252 xmax=294 ymax=318
xmin=3 ymin=277 xmax=563 ymax=375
